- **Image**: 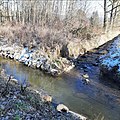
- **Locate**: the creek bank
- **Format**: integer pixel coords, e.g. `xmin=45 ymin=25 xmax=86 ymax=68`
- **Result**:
xmin=74 ymin=35 xmax=120 ymax=85
xmin=0 ymin=73 xmax=87 ymax=120
xmin=0 ymin=43 xmax=74 ymax=76
xmin=100 ymin=35 xmax=120 ymax=83
xmin=0 ymin=31 xmax=119 ymax=76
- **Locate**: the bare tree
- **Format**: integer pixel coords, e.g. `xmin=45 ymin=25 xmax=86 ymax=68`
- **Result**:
xmin=104 ymin=0 xmax=107 ymax=29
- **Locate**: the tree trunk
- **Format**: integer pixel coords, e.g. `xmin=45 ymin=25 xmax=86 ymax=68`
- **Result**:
xmin=103 ymin=0 xmax=107 ymax=29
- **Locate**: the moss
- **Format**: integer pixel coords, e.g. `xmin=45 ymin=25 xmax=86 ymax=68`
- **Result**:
xmin=15 ymin=102 xmax=29 ymax=111
xmin=13 ymin=115 xmax=21 ymax=120
xmin=54 ymin=59 xmax=61 ymax=66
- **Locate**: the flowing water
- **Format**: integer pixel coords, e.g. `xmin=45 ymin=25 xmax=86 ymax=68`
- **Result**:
xmin=0 ymin=57 xmax=120 ymax=120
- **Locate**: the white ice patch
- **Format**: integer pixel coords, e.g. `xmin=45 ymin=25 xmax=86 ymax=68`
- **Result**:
xmin=101 ymin=36 xmax=120 ymax=71
xmin=19 ymin=47 xmax=28 ymax=59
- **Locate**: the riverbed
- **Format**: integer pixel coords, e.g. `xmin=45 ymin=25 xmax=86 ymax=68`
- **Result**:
xmin=0 ymin=46 xmax=120 ymax=120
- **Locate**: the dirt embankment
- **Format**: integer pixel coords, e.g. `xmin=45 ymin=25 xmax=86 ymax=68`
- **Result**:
xmin=100 ymin=35 xmax=120 ymax=83
xmin=67 ymin=31 xmax=120 ymax=58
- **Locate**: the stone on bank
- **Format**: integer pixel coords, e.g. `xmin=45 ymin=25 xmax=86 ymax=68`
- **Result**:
xmin=0 ymin=44 xmax=74 ymax=76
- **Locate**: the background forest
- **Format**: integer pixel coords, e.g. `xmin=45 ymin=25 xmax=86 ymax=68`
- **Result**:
xmin=0 ymin=0 xmax=120 ymax=51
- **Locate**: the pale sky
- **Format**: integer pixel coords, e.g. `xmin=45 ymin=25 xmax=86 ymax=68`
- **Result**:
xmin=79 ymin=0 xmax=104 ymax=19
xmin=88 ymin=1 xmax=104 ymax=17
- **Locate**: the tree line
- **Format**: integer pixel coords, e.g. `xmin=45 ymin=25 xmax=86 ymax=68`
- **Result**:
xmin=0 ymin=0 xmax=120 ymax=32
xmin=0 ymin=0 xmax=77 ymax=26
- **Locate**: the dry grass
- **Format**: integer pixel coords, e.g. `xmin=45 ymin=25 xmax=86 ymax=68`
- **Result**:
xmin=0 ymin=19 xmax=103 ymax=60
xmin=0 ymin=22 xmax=67 ymax=47
xmin=0 ymin=21 xmax=102 ymax=45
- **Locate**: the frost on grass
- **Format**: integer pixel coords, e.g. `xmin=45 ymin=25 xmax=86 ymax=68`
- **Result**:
xmin=100 ymin=36 xmax=120 ymax=72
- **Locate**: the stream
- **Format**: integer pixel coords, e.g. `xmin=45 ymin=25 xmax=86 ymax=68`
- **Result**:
xmin=0 ymin=43 xmax=120 ymax=120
